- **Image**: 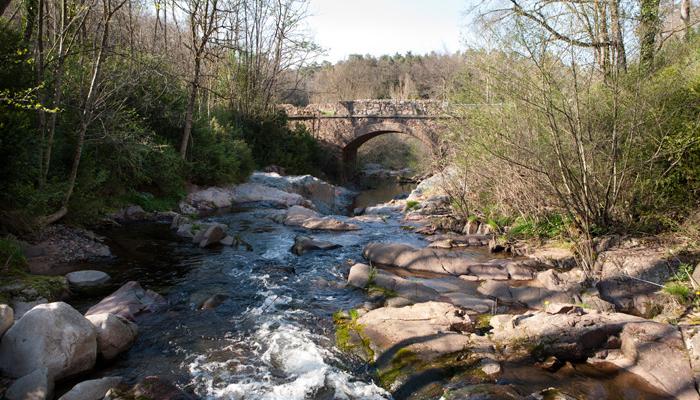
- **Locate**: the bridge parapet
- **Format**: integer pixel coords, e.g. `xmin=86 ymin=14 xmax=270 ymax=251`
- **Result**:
xmin=279 ymin=99 xmax=449 ymax=118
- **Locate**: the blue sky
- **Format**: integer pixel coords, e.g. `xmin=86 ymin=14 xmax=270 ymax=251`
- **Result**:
xmin=307 ymin=0 xmax=469 ymax=62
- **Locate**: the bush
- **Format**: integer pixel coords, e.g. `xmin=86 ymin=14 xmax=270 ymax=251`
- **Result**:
xmin=189 ymin=117 xmax=255 ymax=186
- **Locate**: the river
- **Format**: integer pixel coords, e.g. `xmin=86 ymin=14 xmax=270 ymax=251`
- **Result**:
xmin=62 ymin=178 xmax=672 ymax=400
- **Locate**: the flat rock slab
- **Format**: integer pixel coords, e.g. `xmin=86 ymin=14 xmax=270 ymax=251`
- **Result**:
xmin=58 ymin=377 xmax=123 ymax=400
xmin=440 ymin=293 xmax=494 ymax=314
xmin=357 ymin=301 xmax=473 ymax=361
xmin=608 ymin=321 xmax=700 ymax=400
xmin=66 ymin=270 xmax=111 ymax=288
xmin=291 ymin=235 xmax=341 ymax=255
xmin=86 ymin=281 xmax=166 ymax=321
xmin=490 ymin=309 xmax=643 ymax=361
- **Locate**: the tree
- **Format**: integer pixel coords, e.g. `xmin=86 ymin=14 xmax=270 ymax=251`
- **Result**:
xmin=639 ymin=0 xmax=661 ymax=69
xmin=176 ymin=0 xmax=221 ymax=158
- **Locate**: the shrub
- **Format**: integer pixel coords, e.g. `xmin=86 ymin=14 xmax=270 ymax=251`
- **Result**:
xmin=189 ymin=117 xmax=255 ymax=186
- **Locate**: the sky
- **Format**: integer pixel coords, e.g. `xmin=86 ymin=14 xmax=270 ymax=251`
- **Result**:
xmin=307 ymin=0 xmax=469 ymax=62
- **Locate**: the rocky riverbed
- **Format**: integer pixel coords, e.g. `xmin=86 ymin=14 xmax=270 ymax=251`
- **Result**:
xmin=0 ymin=171 xmax=699 ymax=400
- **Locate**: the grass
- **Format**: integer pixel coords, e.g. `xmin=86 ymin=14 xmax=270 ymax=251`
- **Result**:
xmin=508 ymin=214 xmax=569 ymax=240
xmin=367 ymin=284 xmax=398 ymax=299
xmin=664 ymin=281 xmax=692 ymax=303
xmin=405 ymin=200 xmax=420 ymax=211
xmin=333 ymin=308 xmax=374 ymax=360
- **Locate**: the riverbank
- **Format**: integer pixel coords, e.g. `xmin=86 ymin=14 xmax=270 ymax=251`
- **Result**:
xmin=0 ymin=170 xmax=699 ymax=400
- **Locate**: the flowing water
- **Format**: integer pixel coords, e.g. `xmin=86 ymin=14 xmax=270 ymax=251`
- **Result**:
xmin=64 ymin=180 xmax=673 ymax=400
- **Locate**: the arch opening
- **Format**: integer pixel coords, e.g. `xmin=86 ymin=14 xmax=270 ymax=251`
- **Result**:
xmin=341 ymin=122 xmax=435 ymax=180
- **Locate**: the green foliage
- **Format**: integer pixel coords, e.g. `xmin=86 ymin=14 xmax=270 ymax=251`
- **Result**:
xmin=664 ymin=282 xmax=691 ymax=303
xmin=0 ymin=237 xmax=67 ymax=303
xmin=405 ymin=200 xmax=420 ymax=210
xmin=234 ymin=112 xmax=326 ymax=176
xmin=509 ymin=214 xmax=569 ymax=240
xmin=189 ymin=117 xmax=255 ymax=186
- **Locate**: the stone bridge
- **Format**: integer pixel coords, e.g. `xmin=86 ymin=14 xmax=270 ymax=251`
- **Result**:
xmin=279 ymin=100 xmax=449 ymax=176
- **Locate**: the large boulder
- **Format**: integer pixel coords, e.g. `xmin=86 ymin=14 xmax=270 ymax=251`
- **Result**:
xmin=0 ymin=302 xmax=97 ymax=379
xmin=58 ymin=377 xmax=123 ymax=400
xmin=65 ymin=270 xmax=111 ymax=289
xmin=347 ymin=263 xmax=371 ymax=288
xmin=248 ymin=172 xmax=356 ymax=215
xmin=595 ymin=246 xmax=678 ymax=313
xmin=194 ymin=224 xmax=227 ymax=248
xmin=86 ymin=313 xmax=138 ymax=360
xmin=290 ymin=235 xmax=341 ymax=255
xmin=603 ymin=321 xmax=699 ymax=400
xmin=356 ymin=301 xmax=473 ymax=361
xmin=363 ymin=242 xmax=498 ymax=276
xmin=5 ymin=368 xmax=54 ymax=400
xmin=284 ymin=206 xmax=360 ymax=231
xmin=0 ymin=304 xmax=13 ymax=338
xmin=86 ymin=281 xmax=166 ymax=321
xmin=185 ymin=187 xmax=233 ymax=211
xmin=230 ymin=183 xmax=307 ymax=208
xmin=490 ymin=309 xmax=642 ymax=361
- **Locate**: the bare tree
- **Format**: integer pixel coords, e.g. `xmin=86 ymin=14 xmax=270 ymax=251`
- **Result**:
xmin=176 ymin=0 xmax=221 ymax=158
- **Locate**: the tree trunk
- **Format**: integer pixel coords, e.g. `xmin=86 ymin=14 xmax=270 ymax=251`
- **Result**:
xmin=0 ymin=0 xmax=11 ymax=16
xmin=180 ymin=55 xmax=201 ymax=158
xmin=42 ymin=0 xmax=67 ymax=184
xmin=610 ymin=0 xmax=627 ymax=71
xmin=56 ymin=0 xmax=111 ymax=221
xmin=639 ymin=0 xmax=660 ymax=70
xmin=36 ymin=0 xmax=47 ymax=185
xmin=681 ymin=0 xmax=691 ymax=41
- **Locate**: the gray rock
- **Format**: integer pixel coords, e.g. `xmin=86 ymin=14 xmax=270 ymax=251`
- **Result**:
xmin=363 ymin=242 xmax=482 ymax=275
xmin=11 ymin=299 xmax=47 ymax=321
xmin=477 ymin=280 xmax=512 ymax=302
xmin=86 ymin=281 xmax=166 ymax=320
xmin=506 ymin=262 xmax=537 ymax=280
xmin=490 ymin=309 xmax=642 ymax=360
xmin=86 ymin=313 xmax=138 ymax=360
xmin=248 ymin=172 xmax=356 ymax=215
xmin=347 ymin=263 xmax=371 ymax=288
xmin=0 ymin=302 xmax=97 ymax=379
xmin=480 ymin=358 xmax=501 ymax=376
xmin=357 ymin=302 xmax=473 ymax=361
xmin=0 ymin=304 xmax=13 ymax=338
xmin=385 ymin=297 xmax=413 ymax=308
xmin=66 ymin=270 xmax=111 ymax=289
xmin=607 ymin=321 xmax=699 ymax=400
xmin=5 ymin=368 xmax=53 ymax=400
xmin=175 ymin=224 xmax=194 ymax=238
xmin=230 ymin=183 xmax=307 ymax=208
xmin=58 ymin=377 xmax=123 ymax=400
xmin=219 ymin=236 xmax=234 ymax=246
xmin=291 ymin=235 xmax=341 ymax=255
xmin=200 ymin=294 xmax=228 ymax=310
xmin=441 ymin=293 xmax=494 ymax=313
xmin=124 ymin=205 xmax=147 ymax=221
xmin=198 ymin=224 xmax=226 ymax=248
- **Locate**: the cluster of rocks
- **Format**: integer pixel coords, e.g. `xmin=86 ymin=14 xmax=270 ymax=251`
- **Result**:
xmin=337 ymin=229 xmax=700 ymax=398
xmin=0 ymin=281 xmax=167 ymax=400
xmin=170 ymin=215 xmax=237 ymax=248
xmin=108 ymin=205 xmax=177 ymax=224
xmin=182 ymin=172 xmax=356 ymax=217
xmin=23 ymin=225 xmax=112 ymax=275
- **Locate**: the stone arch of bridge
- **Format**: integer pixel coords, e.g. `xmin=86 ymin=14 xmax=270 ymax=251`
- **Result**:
xmin=341 ymin=122 xmax=435 ymax=178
